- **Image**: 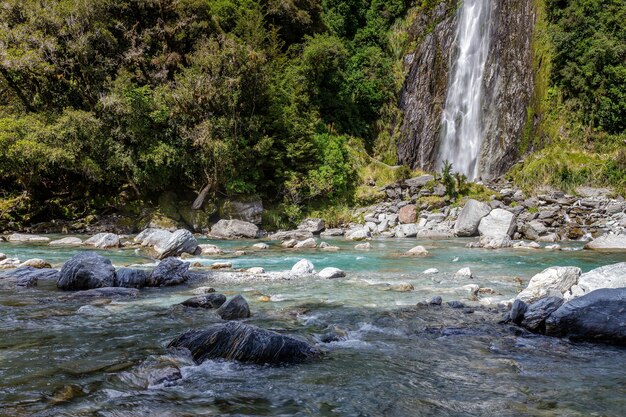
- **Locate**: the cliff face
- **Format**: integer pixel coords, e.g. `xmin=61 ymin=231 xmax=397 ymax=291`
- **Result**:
xmin=398 ymin=0 xmax=536 ymax=179
xmin=479 ymin=0 xmax=536 ymax=178
xmin=397 ymin=2 xmax=457 ymax=172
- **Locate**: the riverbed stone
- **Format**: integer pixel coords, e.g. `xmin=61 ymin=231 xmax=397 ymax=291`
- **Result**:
xmin=217 ymin=295 xmax=251 ymax=320
xmin=298 ymin=218 xmax=325 ymax=234
xmin=521 ymin=296 xmax=564 ymax=332
xmin=545 ymin=288 xmax=626 ymax=344
xmin=269 ymin=230 xmax=314 ymax=241
xmin=148 ymin=258 xmax=189 ymax=287
xmin=210 ymin=219 xmax=259 ymax=239
xmin=57 ymin=252 xmax=116 ymax=290
xmin=247 ymin=267 xmax=265 ymax=274
xmin=198 ymin=244 xmax=223 ymax=255
xmin=318 ymin=267 xmax=345 ymax=279
xmin=406 ymin=245 xmax=429 ymax=256
xmin=478 ymin=208 xmax=516 ymax=238
xmin=294 ymin=238 xmax=317 ymax=249
xmin=18 ymin=258 xmax=51 ymax=269
xmin=291 ymin=259 xmax=314 ymax=276
xmin=398 ymin=205 xmax=417 ymax=224
xmin=182 ymin=293 xmax=226 ymax=309
xmin=0 ymin=267 xmax=59 ymax=287
xmin=574 ymin=262 xmax=626 ymax=296
xmin=516 ymin=266 xmax=581 ymax=303
xmin=454 ymin=267 xmax=474 ymax=279
xmin=168 ymin=321 xmax=320 ymax=364
xmin=423 ymin=268 xmax=439 ymax=274
xmin=84 ymin=233 xmax=120 ymax=249
xmin=454 ymin=199 xmax=491 ymax=237
xmin=395 ymin=223 xmax=418 ymax=238
xmin=252 ymin=242 xmax=269 ymax=250
xmin=281 ymin=239 xmax=298 ymax=248
xmin=345 ymin=228 xmax=371 ymax=241
xmin=114 ymin=268 xmax=150 ymax=288
xmin=154 ymin=229 xmax=198 ymax=259
xmin=7 ymin=233 xmax=50 ymax=243
xmin=49 ymin=237 xmax=83 ymax=246
xmin=319 ymin=242 xmax=340 ymax=251
xmin=355 ymin=242 xmax=371 ymax=250
xmin=584 ymin=234 xmax=626 ymax=251
xmin=69 ymin=287 xmax=139 ymax=299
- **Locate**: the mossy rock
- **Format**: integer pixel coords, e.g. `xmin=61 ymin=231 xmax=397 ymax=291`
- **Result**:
xmin=219 ymin=197 xmax=263 ymax=225
xmin=178 ymin=201 xmax=217 ymax=232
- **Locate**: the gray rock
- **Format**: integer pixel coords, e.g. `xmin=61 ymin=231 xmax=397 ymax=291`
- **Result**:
xmin=429 ymin=296 xmax=442 ymax=305
xmin=320 ymin=228 xmax=345 ymax=237
xmin=522 ymin=220 xmax=548 ymax=240
xmin=575 ymin=262 xmax=626 ymax=296
xmin=269 ymin=229 xmax=314 ymax=241
xmin=135 ymin=228 xmax=172 ymax=247
xmin=7 ymin=233 xmax=50 ymax=243
xmin=294 ymin=238 xmax=317 ymax=249
xmin=395 ymin=223 xmax=418 ymax=238
xmin=454 ymin=199 xmax=491 ymax=237
xmin=478 ymin=208 xmax=516 ymax=238
xmin=345 ymin=228 xmax=371 ymax=241
xmin=291 ymin=259 xmax=314 ymax=276
xmin=508 ymin=299 xmax=527 ymax=325
xmin=154 ymin=229 xmax=198 ymax=259
xmin=148 ymin=258 xmax=189 ymax=287
xmin=181 ymin=293 xmax=226 ymax=309
xmin=220 ymin=198 xmax=263 ymax=224
xmin=167 ymin=321 xmax=320 ymax=364
xmin=545 ymin=288 xmax=626 ymax=344
xmin=298 ymin=218 xmax=325 ymax=234
xmin=521 ymin=296 xmax=564 ymax=332
xmin=84 ymin=233 xmax=120 ymax=249
xmin=516 ymin=266 xmax=581 ymax=303
xmin=49 ymin=237 xmax=82 ymax=246
xmin=57 ymin=252 xmax=116 ymax=290
xmin=0 ymin=267 xmax=59 ymax=287
xmin=210 ymin=219 xmax=259 ymax=239
xmin=114 ymin=268 xmax=150 ymax=288
xmin=318 ymin=267 xmax=345 ymax=279
xmin=404 ymin=174 xmax=435 ymax=188
xmin=217 ymin=295 xmax=251 ymax=320
xmin=584 ymin=234 xmax=626 ymax=251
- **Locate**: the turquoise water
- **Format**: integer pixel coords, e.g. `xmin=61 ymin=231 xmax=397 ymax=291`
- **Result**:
xmin=1 ymin=236 xmax=625 ymax=416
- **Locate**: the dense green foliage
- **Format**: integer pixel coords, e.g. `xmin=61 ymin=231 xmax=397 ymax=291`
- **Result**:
xmin=0 ymin=0 xmax=408 ymax=222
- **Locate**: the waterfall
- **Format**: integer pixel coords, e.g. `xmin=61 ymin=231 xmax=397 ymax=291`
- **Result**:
xmin=437 ymin=0 xmax=493 ymax=179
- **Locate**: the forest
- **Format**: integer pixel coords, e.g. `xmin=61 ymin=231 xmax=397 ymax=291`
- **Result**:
xmin=0 ymin=0 xmax=624 ymax=226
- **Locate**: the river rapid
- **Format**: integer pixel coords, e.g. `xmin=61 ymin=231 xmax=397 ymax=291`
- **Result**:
xmin=1 ymin=237 xmax=625 ymax=416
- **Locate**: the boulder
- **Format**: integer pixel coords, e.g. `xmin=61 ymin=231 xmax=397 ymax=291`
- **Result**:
xmin=291 ymin=259 xmax=315 ymax=276
xmin=270 ymin=230 xmax=315 ymax=241
xmin=7 ymin=233 xmax=50 ymax=243
xmin=148 ymin=258 xmax=189 ymax=287
xmin=114 ymin=268 xmax=150 ymax=288
xmin=135 ymin=228 xmax=173 ymax=247
xmin=57 ymin=252 xmax=116 ymax=290
xmin=154 ymin=229 xmax=198 ymax=259
xmin=320 ymin=228 xmax=345 ymax=237
xmin=516 ymin=267 xmax=581 ymax=303
xmin=83 ymin=233 xmax=120 ymax=249
xmin=406 ymin=245 xmax=429 ymax=256
xmin=167 ymin=321 xmax=319 ymax=364
xmin=478 ymin=209 xmax=516 ymax=238
xmin=545 ymin=288 xmax=626 ymax=344
xmin=298 ymin=218 xmax=325 ymax=234
xmin=454 ymin=199 xmax=491 ymax=237
xmin=198 ymin=244 xmax=223 ymax=255
xmin=0 ymin=267 xmax=59 ymax=288
xmin=49 ymin=237 xmax=82 ymax=246
xmin=508 ymin=299 xmax=527 ymax=325
xmin=423 ymin=268 xmax=439 ymax=274
xmin=454 ymin=267 xmax=473 ymax=279
xmin=181 ymin=293 xmax=226 ymax=309
xmin=584 ymin=234 xmax=626 ymax=251
xmin=318 ymin=267 xmax=345 ymax=279
xmin=522 ymin=220 xmax=548 ymax=241
xmin=217 ymin=295 xmax=251 ymax=320
xmin=294 ymin=238 xmax=317 ymax=249
xmin=210 ymin=219 xmax=259 ymax=239
xmin=574 ymin=262 xmax=626 ymax=296
xmin=18 ymin=258 xmax=51 ymax=269
xmin=281 ymin=239 xmax=298 ymax=248
xmin=521 ymin=296 xmax=564 ymax=332
xmin=345 ymin=228 xmax=371 ymax=241
xmin=220 ymin=198 xmax=263 ymax=225
xmin=478 ymin=235 xmax=512 ymax=249
xmin=395 ymin=223 xmax=418 ymax=238
xmin=398 ymin=205 xmax=417 ymax=224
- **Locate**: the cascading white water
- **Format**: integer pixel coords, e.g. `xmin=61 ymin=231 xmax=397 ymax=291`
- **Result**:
xmin=437 ymin=0 xmax=493 ymax=179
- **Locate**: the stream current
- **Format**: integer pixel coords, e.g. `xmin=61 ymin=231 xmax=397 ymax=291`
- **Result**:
xmin=1 ymin=237 xmax=625 ymax=416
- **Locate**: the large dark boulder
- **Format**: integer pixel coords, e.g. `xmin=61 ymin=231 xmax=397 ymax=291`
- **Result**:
xmin=148 ymin=258 xmax=189 ymax=287
xmin=168 ymin=321 xmax=320 ymax=364
xmin=57 ymin=252 xmax=116 ymax=290
xmin=217 ymin=295 xmax=251 ymax=320
xmin=0 ymin=267 xmax=59 ymax=288
xmin=181 ymin=294 xmax=226 ymax=309
xmin=545 ymin=288 xmax=626 ymax=345
xmin=114 ymin=268 xmax=150 ymax=288
xmin=520 ymin=296 xmax=564 ymax=332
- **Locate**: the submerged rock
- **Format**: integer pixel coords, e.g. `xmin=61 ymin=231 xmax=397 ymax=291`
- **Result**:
xmin=168 ymin=321 xmax=320 ymax=364
xmin=69 ymin=287 xmax=139 ymax=299
xmin=217 ymin=295 xmax=251 ymax=320
xmin=57 ymin=252 xmax=116 ymax=290
xmin=181 ymin=293 xmax=226 ymax=309
xmin=545 ymin=288 xmax=626 ymax=344
xmin=148 ymin=258 xmax=189 ymax=287
xmin=114 ymin=268 xmax=150 ymax=288
xmin=0 ymin=267 xmax=59 ymax=287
